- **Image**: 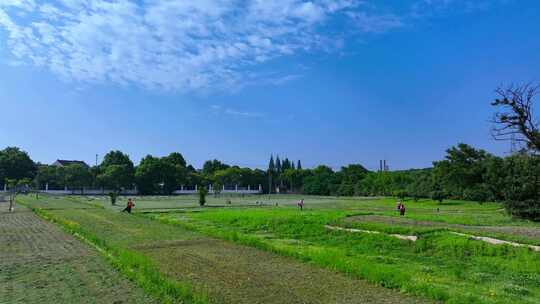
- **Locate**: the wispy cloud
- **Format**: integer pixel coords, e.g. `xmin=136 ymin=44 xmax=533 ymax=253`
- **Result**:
xmin=210 ymin=104 xmax=263 ymax=118
xmin=0 ymin=1 xmax=504 ymax=92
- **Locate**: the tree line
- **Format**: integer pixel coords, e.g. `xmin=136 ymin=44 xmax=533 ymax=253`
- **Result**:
xmin=1 ymin=83 xmax=539 ymax=220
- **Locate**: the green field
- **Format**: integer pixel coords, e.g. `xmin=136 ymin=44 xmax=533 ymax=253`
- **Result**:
xmin=13 ymin=194 xmax=540 ymax=304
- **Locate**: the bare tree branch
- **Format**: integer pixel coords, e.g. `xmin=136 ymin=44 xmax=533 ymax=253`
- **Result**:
xmin=491 ymin=83 xmax=540 ymax=152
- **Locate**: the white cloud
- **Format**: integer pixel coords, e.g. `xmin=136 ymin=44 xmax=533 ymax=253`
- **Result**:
xmin=210 ymin=104 xmax=263 ymax=118
xmin=0 ymin=0 xmax=497 ymax=92
xmin=347 ymin=12 xmax=403 ymax=33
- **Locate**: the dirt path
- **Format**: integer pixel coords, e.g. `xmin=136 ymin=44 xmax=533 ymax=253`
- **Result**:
xmin=345 ymin=215 xmax=540 ymax=242
xmin=0 ymin=202 xmax=156 ymax=304
xmin=325 ymin=225 xmax=418 ymax=241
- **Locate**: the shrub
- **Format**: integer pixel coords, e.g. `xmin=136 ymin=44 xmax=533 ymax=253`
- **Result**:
xmin=501 ymin=154 xmax=540 ymax=221
xmin=462 ymin=186 xmax=491 ymax=203
xmin=504 ymin=199 xmax=540 ymax=221
xmin=393 ymin=190 xmax=408 ymax=200
xmin=198 ymin=186 xmax=208 ymax=206
xmin=431 ymin=191 xmax=446 ymax=203
xmin=108 ymin=191 xmax=118 ymax=205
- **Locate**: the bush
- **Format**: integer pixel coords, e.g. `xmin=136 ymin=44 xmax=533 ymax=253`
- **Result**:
xmin=504 ymin=199 xmax=540 ymax=221
xmin=393 ymin=190 xmax=408 ymax=200
xmin=108 ymin=191 xmax=118 ymax=205
xmin=501 ymin=154 xmax=540 ymax=221
xmin=198 ymin=186 xmax=208 ymax=206
xmin=462 ymin=186 xmax=491 ymax=203
xmin=431 ymin=191 xmax=446 ymax=203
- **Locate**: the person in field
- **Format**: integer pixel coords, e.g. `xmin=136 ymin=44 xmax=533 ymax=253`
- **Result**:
xmin=122 ymin=198 xmax=135 ymax=214
xmin=399 ymin=203 xmax=406 ymax=216
xmin=396 ymin=200 xmax=402 ymax=212
xmin=298 ymin=199 xmax=304 ymax=211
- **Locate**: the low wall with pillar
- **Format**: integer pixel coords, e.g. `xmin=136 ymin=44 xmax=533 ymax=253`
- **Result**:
xmin=0 ymin=184 xmax=262 ymax=195
xmin=173 ymin=184 xmax=262 ymax=195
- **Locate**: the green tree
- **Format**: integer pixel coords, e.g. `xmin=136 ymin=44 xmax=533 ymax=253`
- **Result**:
xmin=303 ymin=166 xmax=336 ymax=196
xmin=501 ymin=154 xmax=540 ymax=221
xmin=0 ymin=147 xmax=36 ymax=184
xmin=34 ymin=165 xmax=61 ymax=190
xmin=64 ymin=164 xmax=92 ymax=192
xmin=297 ymin=160 xmax=302 ymax=170
xmin=98 ymin=151 xmax=135 ymax=192
xmin=433 ymin=143 xmax=491 ymax=199
xmin=275 ymin=156 xmax=282 ymax=174
xmin=268 ymin=155 xmax=275 ymax=193
xmin=337 ymin=164 xmax=368 ymax=196
xmin=431 ymin=190 xmax=447 ymax=203
xmin=100 ymin=164 xmax=134 ymax=190
xmin=202 ymin=159 xmax=229 ymax=177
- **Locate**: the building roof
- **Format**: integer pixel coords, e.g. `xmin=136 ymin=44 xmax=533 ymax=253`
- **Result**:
xmin=52 ymin=160 xmax=90 ymax=167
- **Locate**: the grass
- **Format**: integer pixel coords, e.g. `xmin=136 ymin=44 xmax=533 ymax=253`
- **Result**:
xmin=0 ymin=203 xmax=156 ymax=304
xmin=17 ymin=194 xmax=427 ymax=304
xmin=17 ymin=195 xmax=208 ymax=304
xmin=146 ymin=197 xmax=540 ymax=304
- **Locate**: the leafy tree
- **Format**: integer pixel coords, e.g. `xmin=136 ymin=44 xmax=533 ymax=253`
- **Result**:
xmin=282 ymin=168 xmax=305 ymax=193
xmin=34 ymin=165 xmax=62 ymax=189
xmin=303 ymin=166 xmax=336 ymax=196
xmin=98 ymin=151 xmax=135 ymax=192
xmin=64 ymin=164 xmax=92 ymax=191
xmin=337 ymin=164 xmax=368 ymax=196
xmin=164 ymin=152 xmax=187 ymax=168
xmin=98 ymin=165 xmax=134 ymax=203
xmin=393 ymin=190 xmax=408 ymax=200
xmin=212 ymin=181 xmax=222 ymax=197
xmin=297 ymin=160 xmax=302 ymax=170
xmin=0 ymin=147 xmax=36 ymax=183
xmin=135 ymin=155 xmax=162 ymax=194
xmin=202 ymin=159 xmax=229 ymax=177
xmin=431 ymin=191 xmax=447 ymax=203
xmin=275 ymin=155 xmax=282 ymax=174
xmin=433 ymin=144 xmax=491 ymax=198
xmin=268 ymin=155 xmax=275 ymax=193
xmin=501 ymin=154 xmax=540 ymax=221
xmin=101 ymin=151 xmax=134 ymax=169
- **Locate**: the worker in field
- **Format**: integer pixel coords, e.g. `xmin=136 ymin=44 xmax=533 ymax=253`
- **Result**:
xmin=298 ymin=199 xmax=304 ymax=211
xmin=122 ymin=198 xmax=135 ymax=214
xmin=399 ymin=203 xmax=406 ymax=216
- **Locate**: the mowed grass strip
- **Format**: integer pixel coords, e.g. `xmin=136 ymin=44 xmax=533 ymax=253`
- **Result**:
xmin=153 ymin=206 xmax=540 ymax=304
xmin=18 ymin=195 xmax=431 ymax=304
xmin=17 ymin=196 xmax=208 ymax=304
xmin=0 ymin=204 xmax=156 ymax=304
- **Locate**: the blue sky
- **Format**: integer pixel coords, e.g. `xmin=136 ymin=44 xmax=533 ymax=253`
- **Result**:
xmin=0 ymin=0 xmax=539 ymax=170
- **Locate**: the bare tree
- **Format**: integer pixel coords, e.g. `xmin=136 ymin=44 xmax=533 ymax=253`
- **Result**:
xmin=491 ymin=83 xmax=540 ymax=152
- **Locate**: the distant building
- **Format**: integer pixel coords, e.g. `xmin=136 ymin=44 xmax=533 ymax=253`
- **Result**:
xmin=52 ymin=159 xmax=90 ymax=168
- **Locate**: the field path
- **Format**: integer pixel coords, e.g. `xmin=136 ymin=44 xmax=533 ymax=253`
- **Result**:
xmin=21 ymin=196 xmax=432 ymax=304
xmin=0 ymin=201 xmax=156 ymax=304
